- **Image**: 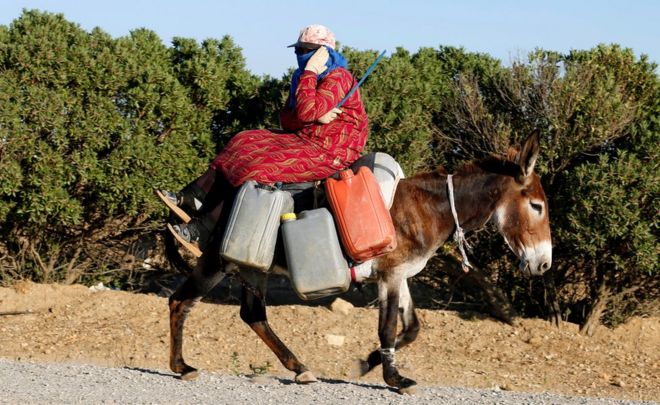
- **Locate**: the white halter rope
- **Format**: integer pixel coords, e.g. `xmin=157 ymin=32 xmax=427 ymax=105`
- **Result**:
xmin=447 ymin=174 xmax=473 ymax=273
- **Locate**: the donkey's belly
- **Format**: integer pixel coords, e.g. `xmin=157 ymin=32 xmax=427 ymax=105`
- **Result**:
xmin=402 ymin=256 xmax=430 ymax=278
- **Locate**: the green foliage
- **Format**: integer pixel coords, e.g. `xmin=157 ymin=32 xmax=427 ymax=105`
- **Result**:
xmin=539 ymin=45 xmax=655 ymax=176
xmin=0 ymin=10 xmax=256 ymax=282
xmin=170 ymin=35 xmax=260 ymax=146
xmin=562 ymin=151 xmax=657 ymax=273
xmin=551 ymin=80 xmax=659 ymax=324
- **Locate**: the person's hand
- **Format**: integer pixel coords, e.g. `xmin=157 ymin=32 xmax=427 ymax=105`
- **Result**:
xmin=305 ymin=47 xmax=329 ymax=75
xmin=317 ymin=107 xmax=342 ymax=124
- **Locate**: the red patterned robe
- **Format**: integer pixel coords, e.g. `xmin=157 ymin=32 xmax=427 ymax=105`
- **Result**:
xmin=210 ymin=68 xmax=369 ymax=186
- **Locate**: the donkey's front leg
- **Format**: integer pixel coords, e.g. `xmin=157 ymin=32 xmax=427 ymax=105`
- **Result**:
xmin=377 ymin=277 xmax=417 ymax=393
xmin=361 ymin=278 xmax=420 ymax=376
xmin=239 ymin=282 xmax=316 ymax=384
xmin=169 ymin=255 xmax=226 ymax=380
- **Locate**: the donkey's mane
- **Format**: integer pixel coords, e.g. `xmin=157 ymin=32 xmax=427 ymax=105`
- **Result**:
xmin=454 ymin=149 xmax=521 ymax=178
xmin=411 ymin=152 xmax=521 ymax=183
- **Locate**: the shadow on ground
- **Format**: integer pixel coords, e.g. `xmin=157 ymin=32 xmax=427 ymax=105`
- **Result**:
xmin=135 ymin=270 xmax=490 ymax=315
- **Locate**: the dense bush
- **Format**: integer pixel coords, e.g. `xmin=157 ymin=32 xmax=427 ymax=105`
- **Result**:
xmin=553 ymin=81 xmax=659 ymax=332
xmin=0 ymin=10 xmax=657 ymax=331
xmin=0 ymin=10 xmax=251 ymax=283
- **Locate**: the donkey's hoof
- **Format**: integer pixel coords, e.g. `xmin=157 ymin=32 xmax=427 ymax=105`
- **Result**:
xmin=180 ymin=369 xmax=200 ymax=381
xmin=295 ymin=370 xmax=318 ymax=384
xmin=397 ymin=378 xmax=417 ymax=395
xmin=351 ymin=359 xmax=370 ymax=377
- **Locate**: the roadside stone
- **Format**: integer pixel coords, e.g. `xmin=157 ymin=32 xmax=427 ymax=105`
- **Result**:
xmin=329 ymin=298 xmax=353 ymax=315
xmin=526 ymin=336 xmax=543 ymax=347
xmin=89 ymin=282 xmax=111 ymax=292
xmin=326 ymin=334 xmax=345 ymax=346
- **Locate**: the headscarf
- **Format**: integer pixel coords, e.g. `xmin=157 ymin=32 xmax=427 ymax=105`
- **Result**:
xmin=287 ymin=46 xmax=348 ymax=109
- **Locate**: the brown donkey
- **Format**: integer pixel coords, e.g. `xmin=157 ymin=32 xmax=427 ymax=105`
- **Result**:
xmin=166 ymin=131 xmax=552 ymax=393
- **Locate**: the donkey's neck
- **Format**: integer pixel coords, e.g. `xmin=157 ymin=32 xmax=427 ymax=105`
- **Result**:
xmin=387 ymin=167 xmax=512 ymax=264
xmin=449 ymin=170 xmax=508 ymax=232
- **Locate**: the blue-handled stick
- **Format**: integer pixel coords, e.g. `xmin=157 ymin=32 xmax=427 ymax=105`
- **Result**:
xmin=336 ymin=50 xmax=386 ymax=108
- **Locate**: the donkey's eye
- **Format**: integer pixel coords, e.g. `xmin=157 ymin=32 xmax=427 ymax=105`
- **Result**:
xmin=530 ymin=202 xmax=543 ymax=214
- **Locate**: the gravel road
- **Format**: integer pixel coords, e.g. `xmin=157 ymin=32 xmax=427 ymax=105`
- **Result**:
xmin=1 ymin=359 xmax=655 ymax=405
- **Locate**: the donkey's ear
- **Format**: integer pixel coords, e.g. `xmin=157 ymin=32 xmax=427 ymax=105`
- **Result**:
xmin=516 ymin=129 xmax=540 ymax=178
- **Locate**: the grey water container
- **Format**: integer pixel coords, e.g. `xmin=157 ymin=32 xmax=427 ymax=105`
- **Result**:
xmin=220 ymin=181 xmax=294 ymax=271
xmin=281 ymin=208 xmax=350 ymax=300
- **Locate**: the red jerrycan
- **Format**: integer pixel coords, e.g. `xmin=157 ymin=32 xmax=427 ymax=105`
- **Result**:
xmin=325 ymin=166 xmax=397 ymax=262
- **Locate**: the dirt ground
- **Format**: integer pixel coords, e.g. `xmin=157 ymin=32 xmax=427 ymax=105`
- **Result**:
xmin=0 ymin=281 xmax=658 ymax=402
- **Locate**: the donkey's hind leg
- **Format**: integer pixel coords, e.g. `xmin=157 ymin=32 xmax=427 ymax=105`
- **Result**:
xmin=361 ymin=278 xmax=420 ymax=376
xmin=169 ymin=253 xmax=226 ymax=380
xmin=239 ymin=274 xmax=316 ymax=384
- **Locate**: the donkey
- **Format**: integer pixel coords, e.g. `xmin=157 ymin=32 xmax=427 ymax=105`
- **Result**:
xmin=166 ymin=131 xmax=552 ymax=393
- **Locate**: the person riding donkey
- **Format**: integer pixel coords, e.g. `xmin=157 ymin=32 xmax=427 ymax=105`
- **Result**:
xmin=156 ymin=24 xmax=370 ymax=257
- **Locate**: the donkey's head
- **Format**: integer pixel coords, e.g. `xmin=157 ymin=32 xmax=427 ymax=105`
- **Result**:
xmin=492 ymin=130 xmax=552 ymax=276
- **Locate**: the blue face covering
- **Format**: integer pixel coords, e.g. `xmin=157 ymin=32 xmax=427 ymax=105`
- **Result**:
xmin=288 ymin=46 xmax=349 ymax=108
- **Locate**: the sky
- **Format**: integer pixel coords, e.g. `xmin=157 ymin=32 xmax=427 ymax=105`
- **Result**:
xmin=1 ymin=1 xmax=658 ymax=77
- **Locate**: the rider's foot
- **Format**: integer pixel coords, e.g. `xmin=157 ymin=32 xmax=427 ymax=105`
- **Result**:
xmin=156 ymin=189 xmax=204 ymax=223
xmin=167 ymin=221 xmax=205 ymax=257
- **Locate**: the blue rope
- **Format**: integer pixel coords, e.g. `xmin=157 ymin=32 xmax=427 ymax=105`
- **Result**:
xmin=336 ymin=50 xmax=386 ymax=108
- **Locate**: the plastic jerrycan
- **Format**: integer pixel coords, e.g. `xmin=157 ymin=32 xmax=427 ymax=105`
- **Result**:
xmin=220 ymin=181 xmax=294 ymax=271
xmin=281 ymin=209 xmax=350 ymax=300
xmin=325 ymin=166 xmax=397 ymax=262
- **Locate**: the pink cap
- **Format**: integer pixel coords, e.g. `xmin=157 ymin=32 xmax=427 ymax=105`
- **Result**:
xmin=288 ymin=24 xmax=336 ymax=49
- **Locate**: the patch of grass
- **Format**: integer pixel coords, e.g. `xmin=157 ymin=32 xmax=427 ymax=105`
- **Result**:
xmin=249 ymin=361 xmax=272 ymax=376
xmin=230 ymin=351 xmax=241 ymax=376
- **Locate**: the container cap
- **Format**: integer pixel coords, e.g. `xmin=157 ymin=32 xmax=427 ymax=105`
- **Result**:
xmin=339 ymin=169 xmax=354 ymax=180
xmin=281 ymin=213 xmax=297 ymax=222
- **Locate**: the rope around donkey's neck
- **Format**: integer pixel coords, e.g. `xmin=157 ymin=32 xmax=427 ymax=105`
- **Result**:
xmin=447 ymin=174 xmax=472 ymax=273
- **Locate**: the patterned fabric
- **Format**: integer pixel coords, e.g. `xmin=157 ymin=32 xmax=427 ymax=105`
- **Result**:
xmin=211 ymin=67 xmax=368 ymax=187
xmin=289 ymin=46 xmax=348 ymax=108
xmin=288 ymin=24 xmax=336 ymax=49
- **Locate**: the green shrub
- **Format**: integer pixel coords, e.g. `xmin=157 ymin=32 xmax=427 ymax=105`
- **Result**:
xmin=0 ymin=10 xmax=254 ymax=282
